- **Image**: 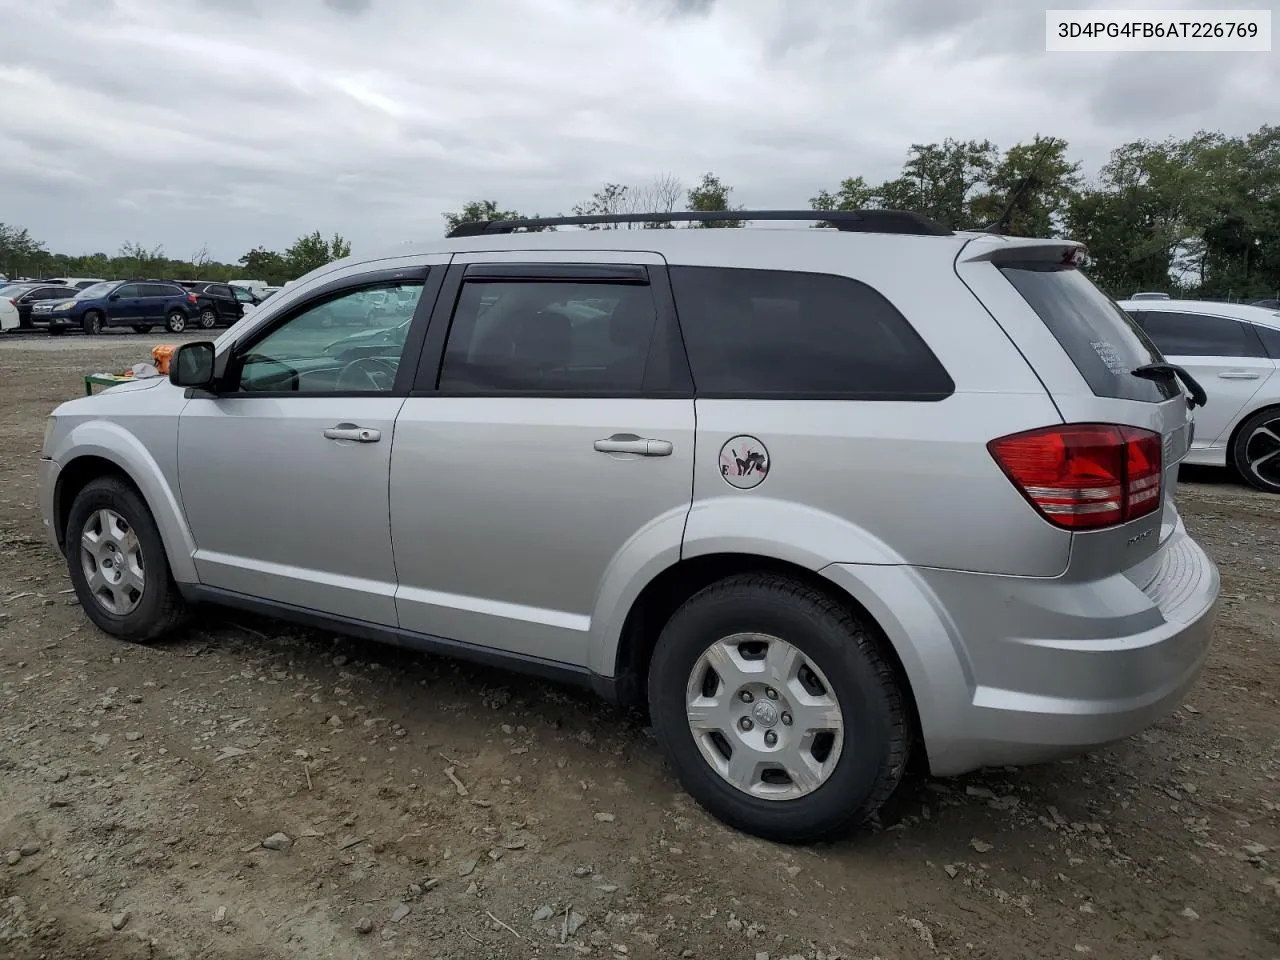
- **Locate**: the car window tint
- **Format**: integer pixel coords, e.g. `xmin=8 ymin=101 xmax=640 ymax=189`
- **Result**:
xmin=667 ymin=266 xmax=953 ymax=399
xmin=207 ymin=285 xmax=230 ymax=298
xmin=1252 ymin=323 xmax=1280 ymax=360
xmin=1139 ymin=311 xmax=1267 ymax=358
xmin=114 ymin=284 xmax=142 ymax=298
xmin=138 ymin=284 xmax=170 ymax=298
xmin=999 ymin=264 xmax=1175 ymax=403
xmin=236 ymin=280 xmax=425 ymax=394
xmin=231 ymin=286 xmax=254 ymax=302
xmin=438 ymin=279 xmax=658 ymax=394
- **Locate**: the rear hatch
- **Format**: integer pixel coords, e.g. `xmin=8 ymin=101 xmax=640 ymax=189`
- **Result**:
xmin=955 ymin=237 xmax=1193 ymax=574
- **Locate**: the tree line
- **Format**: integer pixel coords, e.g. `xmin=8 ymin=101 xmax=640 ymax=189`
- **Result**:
xmin=5 ymin=124 xmax=1277 ymax=301
xmin=444 ymin=125 xmax=1280 ymax=302
xmin=0 ymin=228 xmax=351 ymax=288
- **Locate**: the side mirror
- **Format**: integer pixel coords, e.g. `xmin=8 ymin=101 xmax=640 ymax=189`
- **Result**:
xmin=107 ymin=294 xmax=120 ymax=301
xmin=170 ymin=341 xmax=217 ymax=389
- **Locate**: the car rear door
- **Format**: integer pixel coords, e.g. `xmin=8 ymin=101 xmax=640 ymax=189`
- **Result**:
xmin=389 ymin=252 xmax=695 ymax=669
xmin=1132 ymin=309 xmax=1275 ymax=454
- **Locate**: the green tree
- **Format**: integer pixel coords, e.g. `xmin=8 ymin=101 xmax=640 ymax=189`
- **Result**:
xmin=572 ymin=183 xmax=631 ymax=228
xmin=686 ymin=172 xmax=743 ymax=227
xmin=284 ymin=231 xmax=352 ymax=278
xmin=970 ymin=135 xmax=1081 ymax=237
xmin=873 ymin=138 xmax=998 ymax=229
xmin=238 ymin=246 xmax=290 ymax=286
xmin=441 ymin=200 xmax=552 ymax=234
xmin=808 ymin=176 xmax=875 ymax=227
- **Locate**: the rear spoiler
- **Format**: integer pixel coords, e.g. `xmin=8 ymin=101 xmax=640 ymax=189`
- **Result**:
xmin=957 ymin=235 xmax=1087 ymax=266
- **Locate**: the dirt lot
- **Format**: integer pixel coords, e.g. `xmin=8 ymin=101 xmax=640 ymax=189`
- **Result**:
xmin=1 ymin=332 xmax=1277 ymax=960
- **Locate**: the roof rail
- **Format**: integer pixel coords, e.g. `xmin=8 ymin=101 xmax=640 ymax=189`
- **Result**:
xmin=446 ymin=209 xmax=952 ymax=238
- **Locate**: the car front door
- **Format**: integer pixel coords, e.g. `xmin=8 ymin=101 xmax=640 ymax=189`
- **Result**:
xmin=176 ymin=259 xmax=449 ymax=625
xmin=389 ymin=253 xmax=696 ymax=668
xmin=1137 ymin=310 xmax=1277 ymax=453
xmin=107 ymin=284 xmax=143 ymax=324
xmin=231 ymin=285 xmax=256 ymax=320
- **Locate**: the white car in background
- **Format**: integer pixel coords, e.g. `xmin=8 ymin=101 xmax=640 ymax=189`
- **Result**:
xmin=1118 ymin=298 xmax=1280 ymax=493
xmin=0 ymin=292 xmax=18 ymax=331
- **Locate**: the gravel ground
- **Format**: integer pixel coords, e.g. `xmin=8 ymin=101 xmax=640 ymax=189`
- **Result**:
xmin=1 ymin=334 xmax=1277 ymax=960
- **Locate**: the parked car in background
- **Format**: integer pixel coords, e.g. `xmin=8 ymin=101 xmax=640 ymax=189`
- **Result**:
xmin=1251 ymin=298 xmax=1280 ymax=310
xmin=32 ymin=279 xmax=217 ymax=335
xmin=229 ymin=279 xmax=268 ymax=298
xmin=178 ymin=282 xmax=260 ymax=326
xmin=37 ymin=210 xmax=1219 ymax=843
xmin=0 ymin=290 xmax=19 ymax=332
xmin=1130 ymin=291 xmax=1171 ymax=301
xmin=44 ymin=277 xmax=106 ymax=290
xmin=0 ymin=281 xmax=80 ymax=329
xmin=1118 ymin=298 xmax=1280 ymax=493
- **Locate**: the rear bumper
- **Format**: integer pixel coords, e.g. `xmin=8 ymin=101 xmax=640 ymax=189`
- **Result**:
xmin=828 ymin=518 xmax=1220 ymax=776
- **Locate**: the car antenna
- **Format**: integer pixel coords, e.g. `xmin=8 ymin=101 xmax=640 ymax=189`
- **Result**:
xmin=982 ymin=139 xmax=1058 ymax=235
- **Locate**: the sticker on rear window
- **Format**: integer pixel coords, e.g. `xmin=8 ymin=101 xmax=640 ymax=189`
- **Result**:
xmin=1090 ymin=339 xmax=1127 ymax=374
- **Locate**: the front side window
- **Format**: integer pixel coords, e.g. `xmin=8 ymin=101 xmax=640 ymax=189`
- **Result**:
xmin=1139 ymin=311 xmax=1268 ymax=359
xmin=232 ymin=286 xmax=254 ymax=302
xmin=668 ymin=266 xmax=954 ymax=399
xmin=233 ymin=280 xmax=425 ymax=394
xmin=114 ymin=284 xmax=142 ymax=298
xmin=438 ymin=279 xmax=658 ymax=394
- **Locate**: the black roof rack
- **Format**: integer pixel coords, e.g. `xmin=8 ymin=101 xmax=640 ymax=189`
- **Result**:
xmin=446 ymin=209 xmax=952 ymax=238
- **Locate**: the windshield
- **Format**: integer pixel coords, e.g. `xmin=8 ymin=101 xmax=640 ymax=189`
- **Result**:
xmin=0 ymin=283 xmax=37 ymax=297
xmin=76 ymin=282 xmax=117 ymax=299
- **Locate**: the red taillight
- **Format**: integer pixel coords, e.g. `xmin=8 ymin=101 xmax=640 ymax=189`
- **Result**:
xmin=187 ymin=293 xmax=198 ymax=304
xmin=5 ymin=298 xmax=15 ymax=306
xmin=988 ymin=423 xmax=1162 ymax=530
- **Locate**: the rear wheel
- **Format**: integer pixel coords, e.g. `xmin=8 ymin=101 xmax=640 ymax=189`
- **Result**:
xmin=198 ymin=308 xmax=217 ymax=330
xmin=165 ymin=311 xmax=187 ymax=334
xmin=647 ymin=574 xmax=911 ymax=843
xmin=64 ymin=476 xmax=186 ymax=643
xmin=131 ymin=324 xmax=153 ymax=334
xmin=82 ymin=310 xmax=103 ymax=335
xmin=1231 ymin=407 xmax=1280 ymax=494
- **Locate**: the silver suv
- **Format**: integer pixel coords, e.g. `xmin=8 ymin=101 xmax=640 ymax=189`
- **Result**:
xmin=37 ymin=210 xmax=1221 ymax=843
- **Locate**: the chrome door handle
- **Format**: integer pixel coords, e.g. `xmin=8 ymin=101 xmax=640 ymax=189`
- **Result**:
xmin=324 ymin=424 xmax=381 ymax=443
xmin=594 ymin=434 xmax=673 ymax=457
xmin=1217 ymin=371 xmax=1260 ymax=379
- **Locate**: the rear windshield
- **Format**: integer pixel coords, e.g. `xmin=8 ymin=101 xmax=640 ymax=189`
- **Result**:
xmin=999 ymin=262 xmax=1178 ymax=403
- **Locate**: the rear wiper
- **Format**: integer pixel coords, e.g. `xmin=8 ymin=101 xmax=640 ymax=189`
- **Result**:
xmin=1132 ymin=362 xmax=1207 ymax=409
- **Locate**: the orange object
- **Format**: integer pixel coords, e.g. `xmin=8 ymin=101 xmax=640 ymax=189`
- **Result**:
xmin=152 ymin=344 xmax=176 ymax=375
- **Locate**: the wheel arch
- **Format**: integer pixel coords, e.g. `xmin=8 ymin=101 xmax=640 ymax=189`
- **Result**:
xmin=605 ymin=551 xmax=931 ymax=764
xmin=1225 ymin=401 xmax=1280 ymax=479
xmin=50 ymin=432 xmax=198 ymax=583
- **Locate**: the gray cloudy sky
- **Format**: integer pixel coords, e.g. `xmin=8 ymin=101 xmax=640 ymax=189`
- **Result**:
xmin=0 ymin=0 xmax=1276 ymax=262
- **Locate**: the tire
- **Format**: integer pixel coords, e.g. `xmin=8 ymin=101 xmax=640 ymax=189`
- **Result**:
xmin=165 ymin=311 xmax=187 ymax=334
xmin=82 ymin=310 xmax=103 ymax=335
xmin=1231 ymin=406 xmax=1280 ymax=494
xmin=64 ymin=476 xmax=186 ymax=643
xmin=198 ymin=308 xmax=217 ymax=330
xmin=647 ymin=574 xmax=910 ymax=843
xmin=131 ymin=325 xmax=153 ymax=334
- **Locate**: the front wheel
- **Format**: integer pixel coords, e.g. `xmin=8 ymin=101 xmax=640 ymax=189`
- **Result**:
xmin=198 ymin=308 xmax=217 ymax=330
xmin=131 ymin=324 xmax=153 ymax=334
xmin=64 ymin=476 xmax=186 ymax=643
xmin=1232 ymin=407 xmax=1280 ymax=494
xmin=165 ymin=311 xmax=187 ymax=333
xmin=647 ymin=574 xmax=911 ymax=843
xmin=82 ymin=311 xmax=103 ymax=335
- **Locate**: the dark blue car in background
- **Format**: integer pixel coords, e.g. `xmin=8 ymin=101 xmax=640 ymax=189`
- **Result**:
xmin=32 ymin=279 xmax=218 ymax=335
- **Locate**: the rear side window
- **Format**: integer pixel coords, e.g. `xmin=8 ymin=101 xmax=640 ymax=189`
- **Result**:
xmin=1138 ymin=311 xmax=1268 ymax=359
xmin=1252 ymin=323 xmax=1280 ymax=360
xmin=998 ymin=263 xmax=1178 ymax=403
xmin=667 ymin=266 xmax=954 ymax=399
